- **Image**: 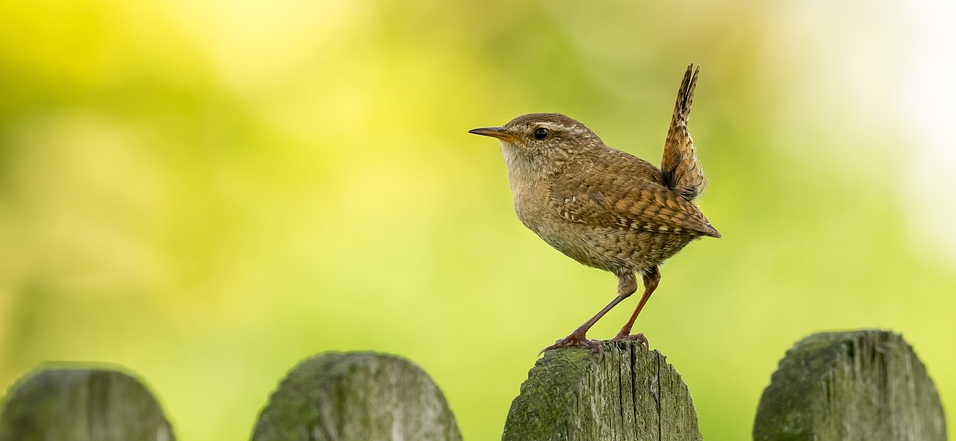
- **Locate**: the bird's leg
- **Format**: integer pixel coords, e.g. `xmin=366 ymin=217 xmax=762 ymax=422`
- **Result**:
xmin=612 ymin=266 xmax=661 ymax=348
xmin=541 ymin=271 xmax=638 ymax=356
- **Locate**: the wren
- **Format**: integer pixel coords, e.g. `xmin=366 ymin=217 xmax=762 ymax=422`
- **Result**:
xmin=469 ymin=64 xmax=720 ymax=354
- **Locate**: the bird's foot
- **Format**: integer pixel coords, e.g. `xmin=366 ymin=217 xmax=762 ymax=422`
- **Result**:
xmin=540 ymin=331 xmax=603 ymax=358
xmin=612 ymin=332 xmax=649 ymax=349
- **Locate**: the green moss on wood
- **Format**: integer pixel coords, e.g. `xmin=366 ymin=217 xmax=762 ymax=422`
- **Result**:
xmin=753 ymin=330 xmax=946 ymax=441
xmin=502 ymin=341 xmax=702 ymax=441
xmin=251 ymin=352 xmax=461 ymax=441
xmin=0 ymin=366 xmax=175 ymax=441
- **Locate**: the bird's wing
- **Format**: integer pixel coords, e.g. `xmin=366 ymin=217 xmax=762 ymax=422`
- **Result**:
xmin=549 ymin=165 xmax=720 ymax=238
xmin=660 ymin=64 xmax=708 ymax=202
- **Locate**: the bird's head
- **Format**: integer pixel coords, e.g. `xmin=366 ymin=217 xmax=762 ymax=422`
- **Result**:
xmin=469 ymin=113 xmax=602 ymax=174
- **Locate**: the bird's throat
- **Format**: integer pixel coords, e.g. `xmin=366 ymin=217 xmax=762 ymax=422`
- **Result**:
xmin=501 ymin=144 xmax=540 ymax=199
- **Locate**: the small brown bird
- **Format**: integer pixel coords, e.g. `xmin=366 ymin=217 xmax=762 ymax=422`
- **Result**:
xmin=469 ymin=64 xmax=719 ymax=354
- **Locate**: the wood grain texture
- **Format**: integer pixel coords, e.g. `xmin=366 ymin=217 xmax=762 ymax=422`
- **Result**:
xmin=502 ymin=341 xmax=701 ymax=441
xmin=252 ymin=352 xmax=461 ymax=441
xmin=753 ymin=330 xmax=946 ymax=441
xmin=0 ymin=367 xmax=175 ymax=441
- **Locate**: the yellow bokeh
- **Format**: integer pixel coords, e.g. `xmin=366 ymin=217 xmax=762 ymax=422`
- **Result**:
xmin=2 ymin=0 xmax=954 ymax=440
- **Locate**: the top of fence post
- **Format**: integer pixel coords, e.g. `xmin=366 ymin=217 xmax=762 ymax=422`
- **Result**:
xmin=502 ymin=340 xmax=702 ymax=441
xmin=753 ymin=330 xmax=946 ymax=441
xmin=0 ymin=366 xmax=175 ymax=441
xmin=251 ymin=351 xmax=461 ymax=441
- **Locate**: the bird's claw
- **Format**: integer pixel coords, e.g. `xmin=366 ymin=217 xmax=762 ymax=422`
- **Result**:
xmin=540 ymin=333 xmax=604 ymax=359
xmin=612 ymin=332 xmax=649 ymax=349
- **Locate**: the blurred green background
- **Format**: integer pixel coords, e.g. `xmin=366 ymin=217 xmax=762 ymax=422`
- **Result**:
xmin=1 ymin=0 xmax=954 ymax=439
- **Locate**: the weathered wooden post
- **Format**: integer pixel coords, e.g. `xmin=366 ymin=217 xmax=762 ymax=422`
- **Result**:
xmin=2 ymin=330 xmax=945 ymax=441
xmin=251 ymin=352 xmax=461 ymax=441
xmin=0 ymin=366 xmax=175 ymax=441
xmin=502 ymin=340 xmax=702 ymax=441
xmin=753 ymin=330 xmax=946 ymax=441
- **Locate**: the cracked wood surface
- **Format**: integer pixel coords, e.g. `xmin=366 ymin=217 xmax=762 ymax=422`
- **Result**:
xmin=251 ymin=352 xmax=461 ymax=441
xmin=502 ymin=341 xmax=702 ymax=441
xmin=753 ymin=330 xmax=946 ymax=441
xmin=0 ymin=367 xmax=175 ymax=441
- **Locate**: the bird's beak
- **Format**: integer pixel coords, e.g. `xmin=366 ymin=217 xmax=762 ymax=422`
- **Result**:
xmin=469 ymin=126 xmax=515 ymax=142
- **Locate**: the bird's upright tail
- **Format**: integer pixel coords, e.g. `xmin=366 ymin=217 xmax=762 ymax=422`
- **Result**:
xmin=660 ymin=64 xmax=707 ymax=201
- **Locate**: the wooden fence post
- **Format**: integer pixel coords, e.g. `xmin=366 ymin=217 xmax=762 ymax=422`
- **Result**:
xmin=0 ymin=366 xmax=175 ymax=441
xmin=753 ymin=330 xmax=946 ymax=441
xmin=502 ymin=340 xmax=702 ymax=441
xmin=251 ymin=352 xmax=461 ymax=441
xmin=1 ymin=331 xmax=945 ymax=441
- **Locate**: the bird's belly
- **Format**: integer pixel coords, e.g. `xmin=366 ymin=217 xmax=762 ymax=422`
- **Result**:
xmin=528 ymin=218 xmax=696 ymax=273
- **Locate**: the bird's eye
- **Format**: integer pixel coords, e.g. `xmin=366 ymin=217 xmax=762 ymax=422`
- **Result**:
xmin=533 ymin=127 xmax=549 ymax=140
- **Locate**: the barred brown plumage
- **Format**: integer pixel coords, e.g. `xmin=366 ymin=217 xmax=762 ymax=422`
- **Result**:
xmin=469 ymin=64 xmax=719 ymax=356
